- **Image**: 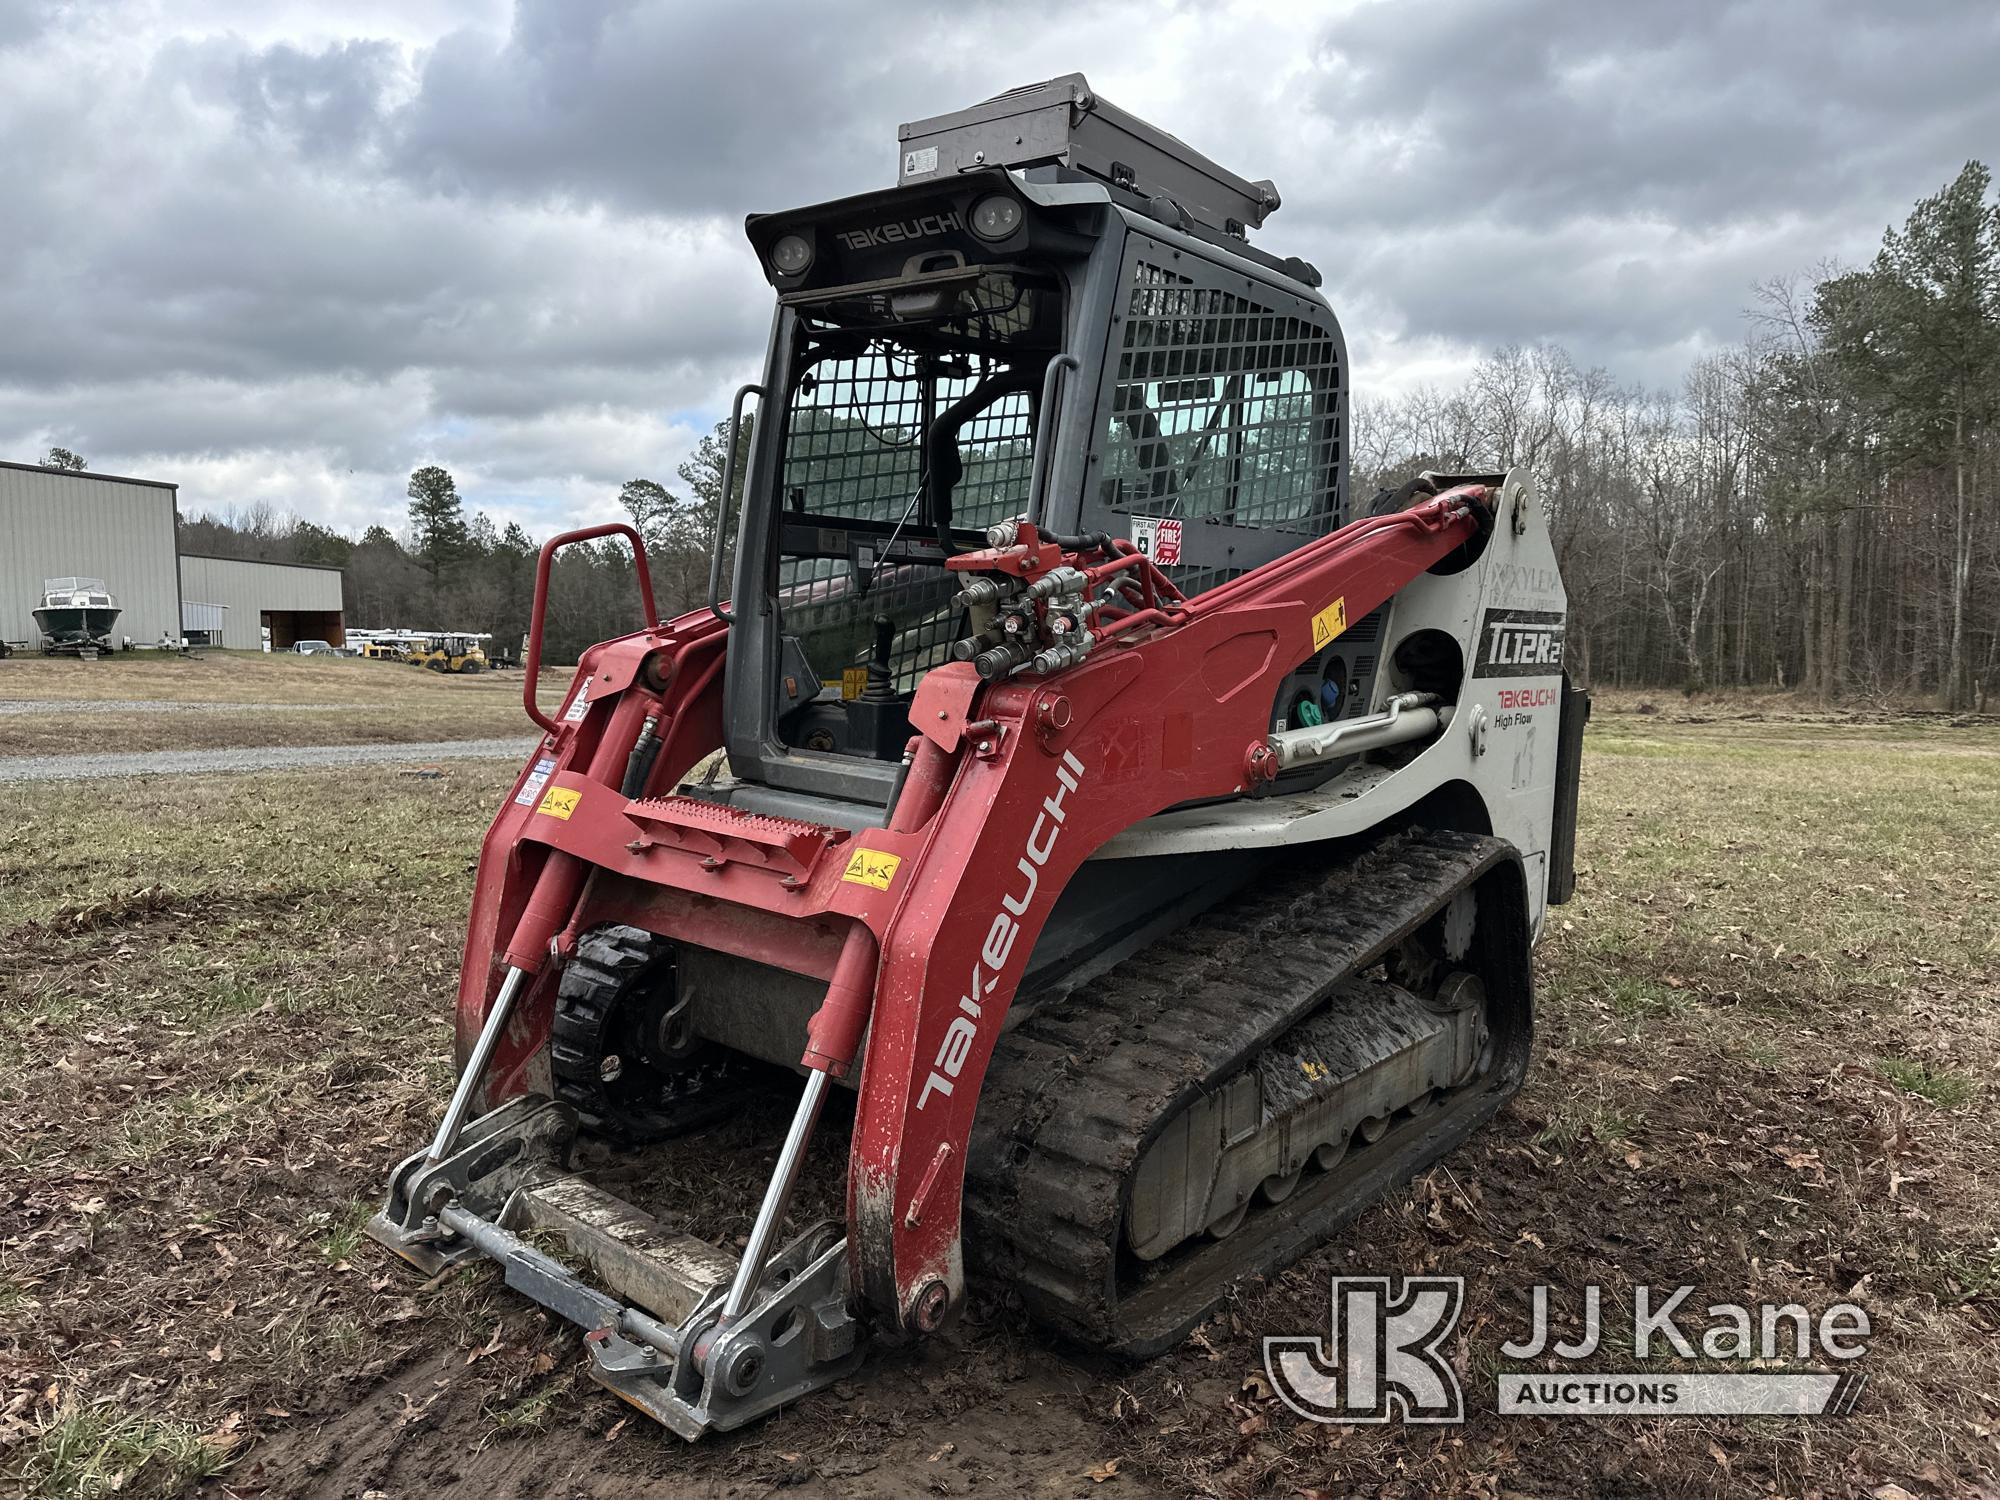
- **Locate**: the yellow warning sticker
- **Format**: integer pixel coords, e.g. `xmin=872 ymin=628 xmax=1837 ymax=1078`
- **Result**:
xmin=840 ymin=847 xmax=902 ymax=891
xmin=537 ymin=786 xmax=582 ymax=820
xmin=840 ymin=666 xmax=868 ymax=701
xmin=1311 ymin=597 xmax=1349 ymax=650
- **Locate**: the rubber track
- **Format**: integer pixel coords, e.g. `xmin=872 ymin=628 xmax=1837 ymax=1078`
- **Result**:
xmin=552 ymin=927 xmax=746 ymax=1143
xmin=964 ymin=828 xmax=1525 ymax=1356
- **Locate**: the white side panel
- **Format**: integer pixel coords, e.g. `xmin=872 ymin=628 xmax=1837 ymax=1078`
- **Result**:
xmin=1092 ymin=468 xmax=1570 ymax=935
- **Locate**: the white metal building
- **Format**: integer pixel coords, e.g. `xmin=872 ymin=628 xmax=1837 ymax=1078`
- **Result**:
xmin=1 ymin=459 xmax=347 ymax=651
xmin=178 ymin=554 xmax=345 ymax=650
xmin=0 ymin=461 xmax=182 ymax=644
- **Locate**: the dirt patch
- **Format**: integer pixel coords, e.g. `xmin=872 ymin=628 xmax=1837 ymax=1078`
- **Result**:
xmin=3 ymin=725 xmax=1998 ymax=1498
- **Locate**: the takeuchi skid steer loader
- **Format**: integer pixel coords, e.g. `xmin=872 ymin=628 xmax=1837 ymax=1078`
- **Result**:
xmin=367 ymin=75 xmax=1587 ymax=1439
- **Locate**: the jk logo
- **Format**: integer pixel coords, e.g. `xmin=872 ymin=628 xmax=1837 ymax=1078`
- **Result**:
xmin=1264 ymin=1276 xmax=1465 ymax=1424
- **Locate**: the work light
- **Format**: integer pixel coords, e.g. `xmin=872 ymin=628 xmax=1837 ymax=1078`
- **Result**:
xmin=969 ymin=194 xmax=1024 ymax=241
xmin=770 ymin=233 xmax=813 ymax=275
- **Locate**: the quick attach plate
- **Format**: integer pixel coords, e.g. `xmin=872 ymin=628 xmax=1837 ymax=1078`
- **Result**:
xmin=366 ymin=1096 xmax=865 ymax=1439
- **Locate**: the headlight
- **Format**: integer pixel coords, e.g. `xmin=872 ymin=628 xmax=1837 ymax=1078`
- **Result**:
xmin=770 ymin=233 xmax=814 ymax=275
xmin=969 ymin=194 xmax=1024 ymax=241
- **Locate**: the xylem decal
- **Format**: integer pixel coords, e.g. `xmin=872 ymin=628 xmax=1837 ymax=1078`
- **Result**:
xmin=1473 ymin=608 xmax=1566 ymax=678
xmin=916 ymin=749 xmax=1087 ymax=1111
xmin=835 ymin=210 xmax=964 ymax=251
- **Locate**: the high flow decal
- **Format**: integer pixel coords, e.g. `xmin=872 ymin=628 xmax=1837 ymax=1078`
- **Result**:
xmin=916 ymin=749 xmax=1087 ymax=1111
xmin=1474 ymin=608 xmax=1565 ymax=678
xmin=835 ymin=210 xmax=964 ymax=251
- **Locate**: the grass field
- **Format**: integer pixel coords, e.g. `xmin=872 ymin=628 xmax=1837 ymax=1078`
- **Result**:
xmin=0 ymin=654 xmax=567 ymax=756
xmin=1 ymin=676 xmax=1995 ymax=1498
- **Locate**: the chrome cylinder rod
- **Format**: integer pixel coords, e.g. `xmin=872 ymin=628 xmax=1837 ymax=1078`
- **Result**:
xmin=721 ymin=1067 xmax=831 ymax=1320
xmin=1267 ymin=693 xmax=1448 ymax=772
xmin=427 ymin=964 xmax=529 ymax=1162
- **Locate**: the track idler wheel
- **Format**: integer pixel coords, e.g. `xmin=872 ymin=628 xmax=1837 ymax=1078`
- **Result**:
xmin=1205 ymin=1201 xmax=1250 ymax=1239
xmin=551 ymin=925 xmax=742 ymax=1144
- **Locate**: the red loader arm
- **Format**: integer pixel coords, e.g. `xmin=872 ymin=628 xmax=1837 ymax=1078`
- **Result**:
xmin=453 ymin=487 xmax=1491 ymax=1337
xmin=849 ymin=486 xmax=1492 ymax=1332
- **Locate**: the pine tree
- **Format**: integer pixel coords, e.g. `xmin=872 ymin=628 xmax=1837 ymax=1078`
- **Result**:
xmin=406 ymin=465 xmax=470 ymax=579
xmin=1819 ymin=163 xmax=1999 ymax=709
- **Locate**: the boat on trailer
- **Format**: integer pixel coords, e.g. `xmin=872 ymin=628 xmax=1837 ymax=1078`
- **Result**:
xmin=34 ymin=577 xmax=122 ymax=655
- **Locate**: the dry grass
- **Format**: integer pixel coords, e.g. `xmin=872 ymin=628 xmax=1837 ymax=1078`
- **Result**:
xmin=1 ymin=711 xmax=1996 ymax=1497
xmin=0 ymin=653 xmax=570 ymax=756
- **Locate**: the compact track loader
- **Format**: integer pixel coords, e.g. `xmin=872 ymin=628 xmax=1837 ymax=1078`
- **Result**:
xmin=368 ymin=75 xmax=1586 ymax=1439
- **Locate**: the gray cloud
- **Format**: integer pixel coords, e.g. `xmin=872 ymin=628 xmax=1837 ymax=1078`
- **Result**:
xmin=229 ymin=37 xmax=401 ymax=159
xmin=0 ymin=0 xmax=1994 ymax=534
xmin=1288 ymin=0 xmax=2000 ymax=378
xmin=379 ymin=0 xmax=1064 ymax=217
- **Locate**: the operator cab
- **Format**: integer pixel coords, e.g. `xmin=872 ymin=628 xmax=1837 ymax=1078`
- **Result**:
xmin=718 ymin=75 xmax=1351 ymax=817
xmin=752 ymin=243 xmax=1066 ymax=761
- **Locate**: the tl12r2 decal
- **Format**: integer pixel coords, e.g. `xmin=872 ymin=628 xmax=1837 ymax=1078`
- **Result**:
xmin=1474 ymin=609 xmax=1565 ymax=678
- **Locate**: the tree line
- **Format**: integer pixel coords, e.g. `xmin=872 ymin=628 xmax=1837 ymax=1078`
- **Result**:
xmin=1356 ymin=161 xmax=1999 ymax=710
xmin=174 ymin=162 xmax=1997 ymax=701
xmin=177 ymin=426 xmax=743 ymax=665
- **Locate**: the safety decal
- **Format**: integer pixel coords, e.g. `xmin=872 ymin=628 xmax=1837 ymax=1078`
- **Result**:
xmin=537 ymin=786 xmax=582 ymax=820
xmin=1130 ymin=514 xmax=1183 ymax=565
xmin=840 ymin=847 xmax=902 ymax=891
xmin=562 ymin=680 xmax=592 ymax=723
xmin=1311 ymin=597 xmax=1348 ymax=650
xmin=514 ymin=755 xmax=558 ymax=806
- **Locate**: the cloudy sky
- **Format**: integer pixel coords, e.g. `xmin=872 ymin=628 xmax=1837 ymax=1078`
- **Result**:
xmin=2 ymin=0 xmax=1995 ymax=538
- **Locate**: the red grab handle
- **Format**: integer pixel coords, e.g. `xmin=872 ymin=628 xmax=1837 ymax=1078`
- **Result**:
xmin=523 ymin=523 xmax=660 ymax=733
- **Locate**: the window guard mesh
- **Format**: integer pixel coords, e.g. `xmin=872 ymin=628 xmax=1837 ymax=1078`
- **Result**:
xmin=777 ymin=341 xmax=1035 ymax=687
xmin=1099 ymin=260 xmax=1341 ymax=547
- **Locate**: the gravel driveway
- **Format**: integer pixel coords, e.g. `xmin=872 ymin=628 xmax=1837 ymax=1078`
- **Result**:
xmin=0 ymin=737 xmax=539 ymax=782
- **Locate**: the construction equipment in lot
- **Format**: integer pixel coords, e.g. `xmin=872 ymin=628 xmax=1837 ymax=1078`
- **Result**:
xmin=343 ymin=628 xmax=494 ymax=668
xmin=406 ymin=632 xmax=491 ymax=673
xmin=367 ymin=74 xmax=1587 ymax=1440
